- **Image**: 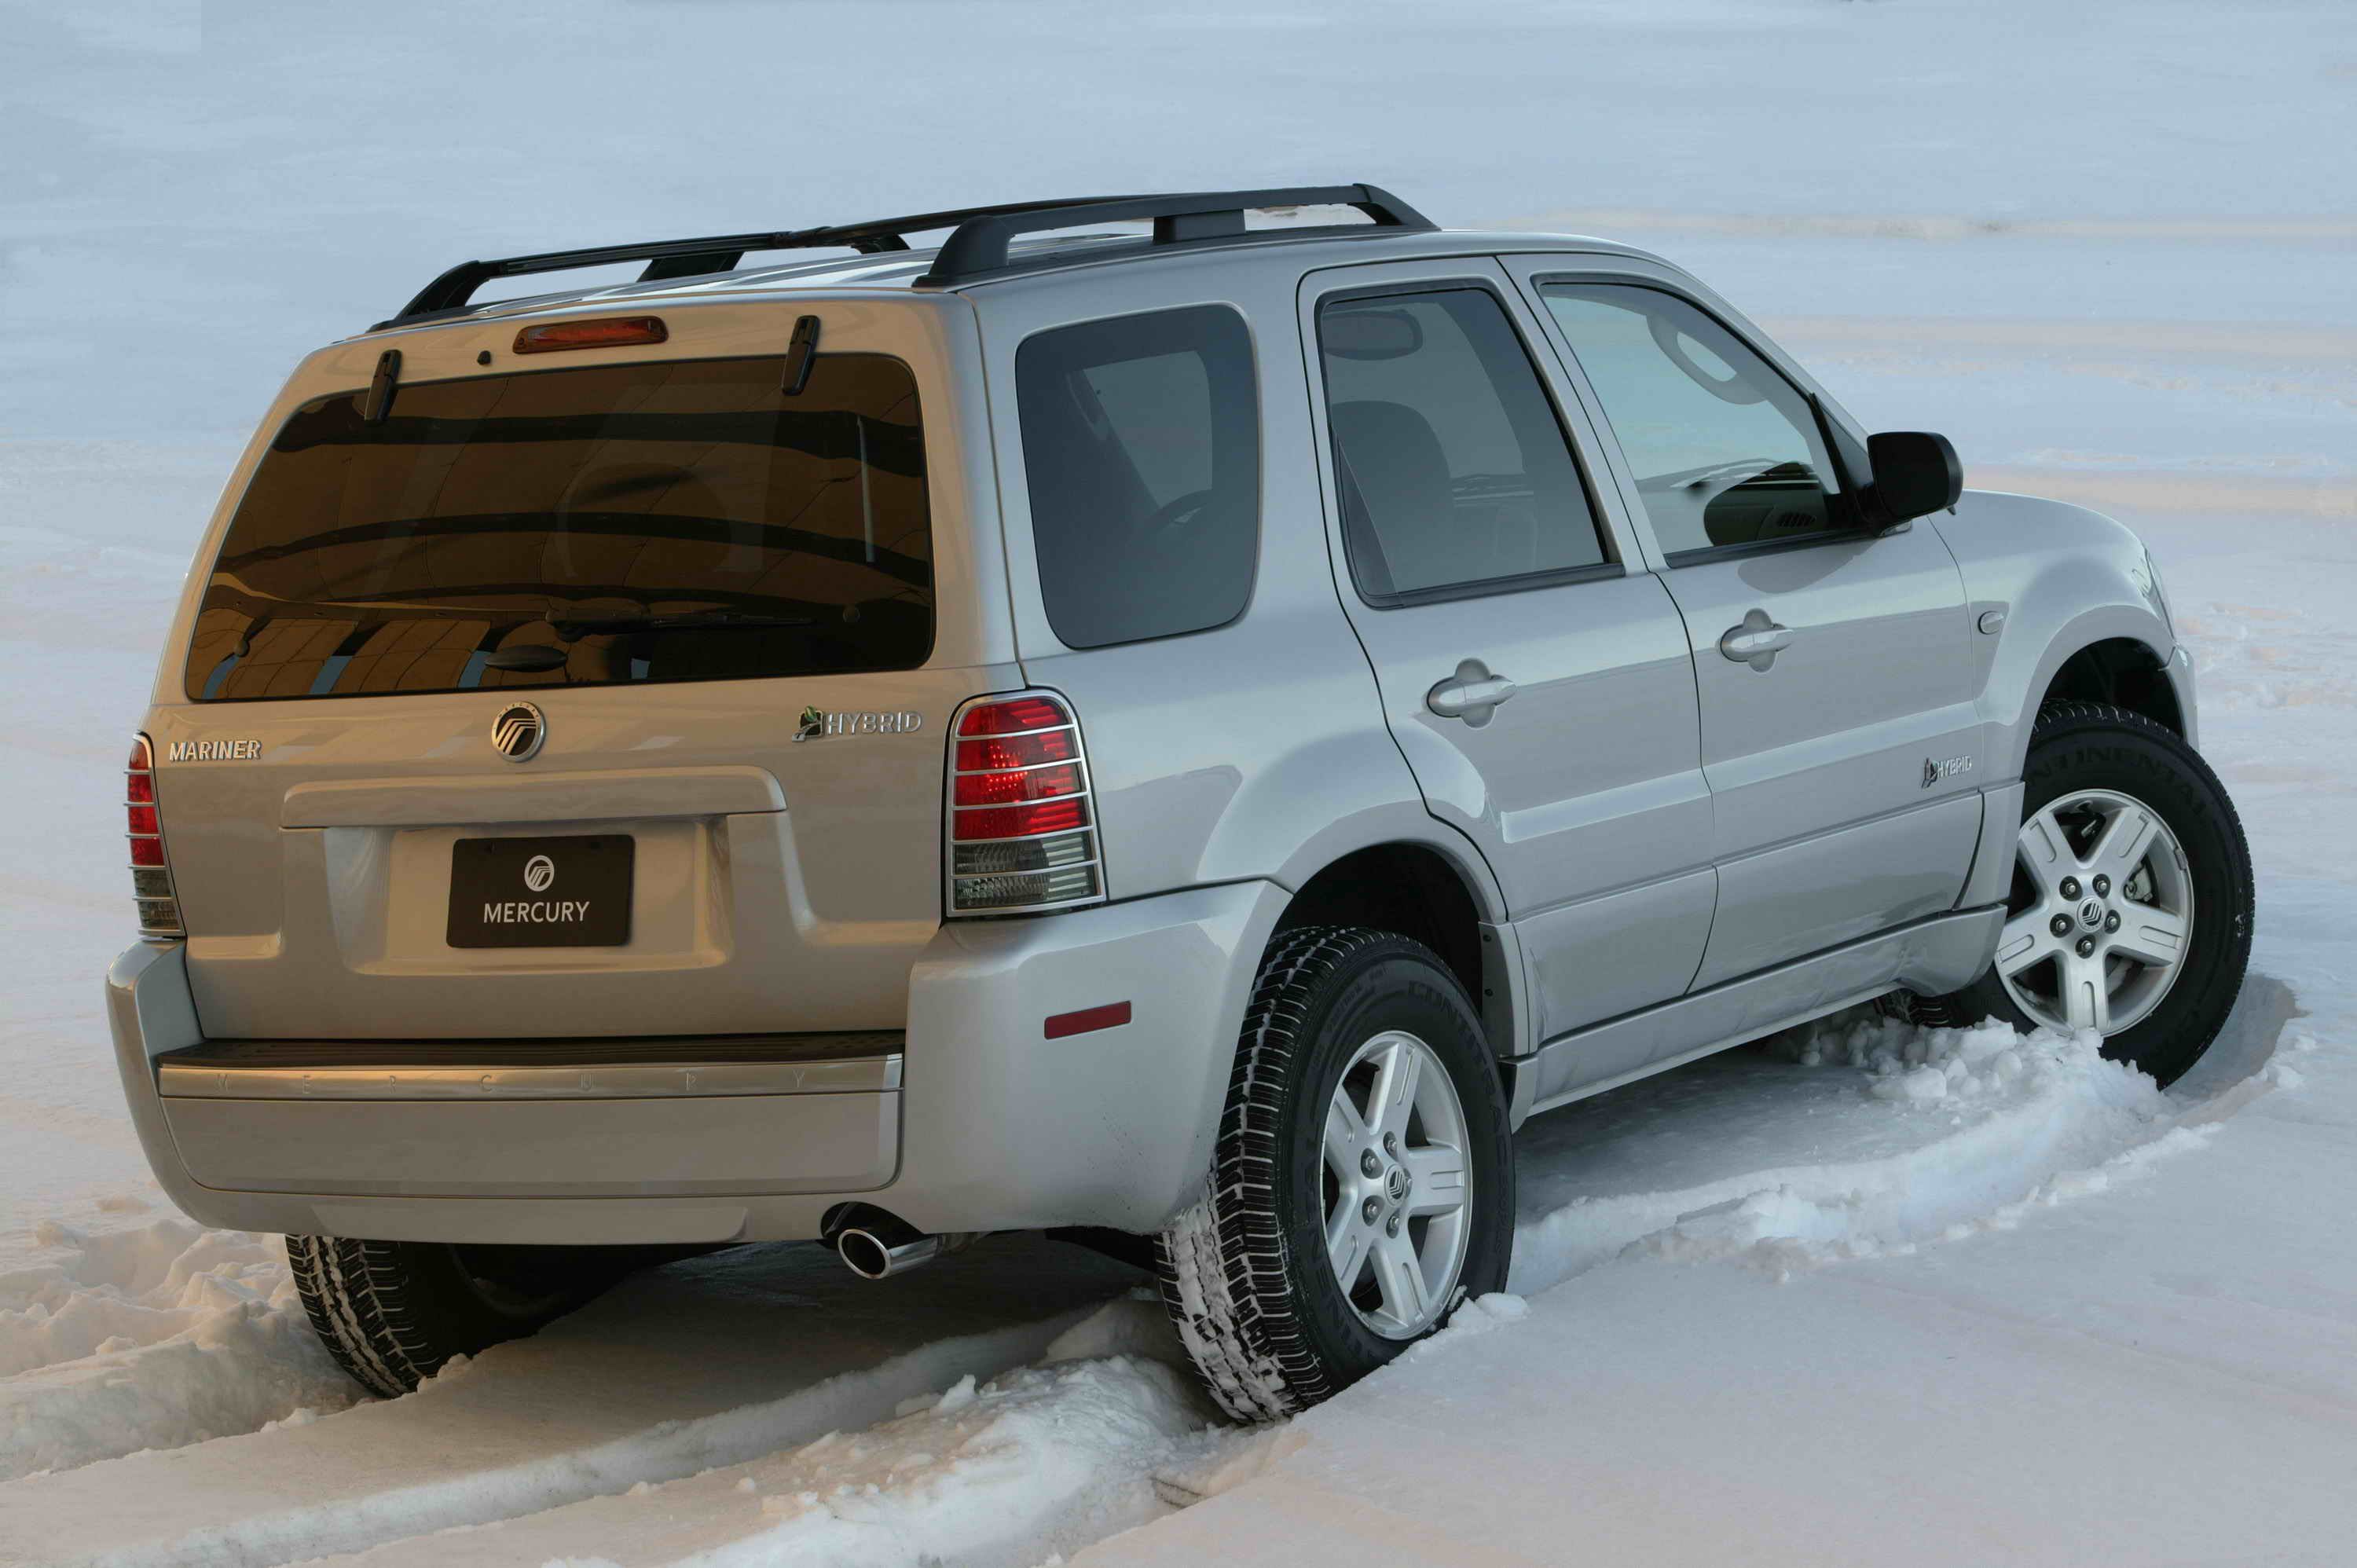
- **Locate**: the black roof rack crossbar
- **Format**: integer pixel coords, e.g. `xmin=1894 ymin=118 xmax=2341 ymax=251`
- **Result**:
xmin=916 ymin=184 xmax=1433 ymax=287
xmin=376 ymin=185 xmax=1434 ymax=329
xmin=378 ymin=194 xmax=1157 ymax=328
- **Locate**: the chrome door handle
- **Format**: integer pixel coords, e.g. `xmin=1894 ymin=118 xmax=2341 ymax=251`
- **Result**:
xmin=1718 ymin=609 xmax=1792 ymax=672
xmin=1427 ymin=659 xmax=1517 ymax=726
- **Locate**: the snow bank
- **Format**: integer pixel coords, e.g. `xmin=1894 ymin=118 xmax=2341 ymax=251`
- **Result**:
xmin=0 ymin=1214 xmax=354 ymax=1480
xmin=1510 ymin=1011 xmax=2189 ymax=1292
xmin=690 ymin=1353 xmax=1212 ymax=1567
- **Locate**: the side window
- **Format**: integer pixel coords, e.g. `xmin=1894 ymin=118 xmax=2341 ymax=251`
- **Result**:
xmin=1317 ymin=287 xmax=1607 ymax=603
xmin=1016 ymin=305 xmax=1259 ymax=650
xmin=1538 ymin=282 xmax=1842 ymax=559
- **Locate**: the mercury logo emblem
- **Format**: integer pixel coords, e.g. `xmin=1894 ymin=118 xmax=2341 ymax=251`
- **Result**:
xmin=2079 ymin=898 xmax=2105 ymax=929
xmin=492 ymin=702 xmax=546 ymax=762
xmin=522 ymin=854 xmax=556 ymax=893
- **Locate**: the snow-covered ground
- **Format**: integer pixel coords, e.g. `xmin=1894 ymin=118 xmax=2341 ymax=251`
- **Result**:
xmin=3 ymin=1 xmax=2352 ymax=1563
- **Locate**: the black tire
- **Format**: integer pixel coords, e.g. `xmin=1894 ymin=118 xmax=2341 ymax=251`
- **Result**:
xmin=1154 ymin=927 xmax=1515 ymax=1422
xmin=287 ymin=1236 xmax=633 ymax=1396
xmin=1915 ymin=701 xmax=2253 ymax=1087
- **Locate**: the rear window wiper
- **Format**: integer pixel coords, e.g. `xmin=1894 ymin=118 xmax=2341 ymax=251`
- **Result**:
xmin=545 ymin=610 xmax=814 ymax=640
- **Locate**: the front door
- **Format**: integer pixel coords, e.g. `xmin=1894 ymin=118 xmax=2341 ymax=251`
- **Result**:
xmin=1299 ymin=259 xmax=1713 ymax=1039
xmin=1523 ymin=270 xmax=1983 ymax=988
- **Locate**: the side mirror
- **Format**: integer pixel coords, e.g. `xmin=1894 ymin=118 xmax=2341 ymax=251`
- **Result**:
xmin=1866 ymin=431 xmax=1962 ymax=526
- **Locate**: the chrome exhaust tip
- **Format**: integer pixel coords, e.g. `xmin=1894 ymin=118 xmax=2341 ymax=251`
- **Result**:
xmin=827 ymin=1206 xmax=976 ymax=1280
xmin=837 ymin=1225 xmax=941 ymax=1280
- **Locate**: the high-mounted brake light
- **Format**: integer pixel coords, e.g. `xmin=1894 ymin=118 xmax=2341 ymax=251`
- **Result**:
xmin=512 ymin=316 xmax=669 ymax=355
xmin=126 ymin=736 xmax=183 ymax=940
xmin=944 ymin=691 xmax=1104 ymax=915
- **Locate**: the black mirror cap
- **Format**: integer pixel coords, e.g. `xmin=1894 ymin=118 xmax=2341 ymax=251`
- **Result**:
xmin=1866 ymin=431 xmax=1963 ymax=525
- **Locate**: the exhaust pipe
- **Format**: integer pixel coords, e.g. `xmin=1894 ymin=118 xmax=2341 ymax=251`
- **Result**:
xmin=829 ymin=1207 xmax=975 ymax=1280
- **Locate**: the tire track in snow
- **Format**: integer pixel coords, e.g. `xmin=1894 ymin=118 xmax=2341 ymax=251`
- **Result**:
xmin=0 ymin=1239 xmax=1145 ymax=1568
xmin=1506 ymin=976 xmax=2299 ymax=1295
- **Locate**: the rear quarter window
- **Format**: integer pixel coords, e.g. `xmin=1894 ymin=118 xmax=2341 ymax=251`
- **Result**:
xmin=1015 ymin=305 xmax=1259 ymax=650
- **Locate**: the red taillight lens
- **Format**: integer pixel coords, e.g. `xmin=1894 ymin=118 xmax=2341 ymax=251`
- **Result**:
xmin=945 ymin=691 xmax=1104 ymax=914
xmin=126 ymin=735 xmax=183 ymax=938
xmin=955 ymin=729 xmax=1076 ymax=771
xmin=958 ymin=697 xmax=1069 ymax=737
xmin=954 ymin=796 xmax=1090 ymax=841
xmin=953 ymin=763 xmax=1083 ymax=808
xmin=512 ymin=316 xmax=669 ymax=355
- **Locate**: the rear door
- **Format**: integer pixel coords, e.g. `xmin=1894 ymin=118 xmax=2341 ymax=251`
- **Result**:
xmin=148 ymin=298 xmax=1012 ymax=1039
xmin=1299 ymin=258 xmax=1714 ymax=1039
xmin=1514 ymin=264 xmax=1982 ymax=988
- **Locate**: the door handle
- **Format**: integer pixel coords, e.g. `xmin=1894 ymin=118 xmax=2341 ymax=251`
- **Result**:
xmin=1427 ymin=659 xmax=1517 ymax=726
xmin=1718 ymin=609 xmax=1792 ymax=672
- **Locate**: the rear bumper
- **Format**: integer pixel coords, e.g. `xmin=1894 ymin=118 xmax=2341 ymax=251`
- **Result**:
xmin=108 ymin=879 xmax=1286 ymax=1245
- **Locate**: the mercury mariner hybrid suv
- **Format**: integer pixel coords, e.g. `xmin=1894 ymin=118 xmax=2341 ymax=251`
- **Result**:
xmin=107 ymin=185 xmax=2253 ymax=1418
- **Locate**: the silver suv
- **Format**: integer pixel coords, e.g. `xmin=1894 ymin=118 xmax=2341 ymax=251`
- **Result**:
xmin=107 ymin=185 xmax=2253 ymax=1419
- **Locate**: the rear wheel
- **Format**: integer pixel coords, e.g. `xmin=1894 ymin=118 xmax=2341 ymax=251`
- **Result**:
xmin=1908 ymin=702 xmax=2253 ymax=1087
xmin=287 ymin=1236 xmax=633 ymax=1396
xmin=1155 ymin=927 xmax=1514 ymax=1421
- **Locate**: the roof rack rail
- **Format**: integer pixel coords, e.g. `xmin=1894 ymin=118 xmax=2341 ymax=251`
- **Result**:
xmin=372 ymin=194 xmax=1153 ymax=329
xmin=916 ymin=184 xmax=1432 ymax=288
xmin=371 ymin=184 xmax=1432 ymax=330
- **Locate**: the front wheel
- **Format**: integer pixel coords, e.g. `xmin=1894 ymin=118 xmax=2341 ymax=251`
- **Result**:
xmin=1155 ymin=928 xmax=1515 ymax=1421
xmin=1915 ymin=702 xmax=2253 ymax=1087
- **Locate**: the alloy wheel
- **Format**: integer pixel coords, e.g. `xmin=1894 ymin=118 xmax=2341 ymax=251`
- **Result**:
xmin=1994 ymin=787 xmax=2195 ymax=1037
xmin=1320 ymin=1029 xmax=1472 ymax=1339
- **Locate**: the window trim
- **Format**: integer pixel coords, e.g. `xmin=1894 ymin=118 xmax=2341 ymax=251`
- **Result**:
xmin=1528 ymin=272 xmax=1871 ymax=569
xmin=1012 ymin=300 xmax=1264 ymax=652
xmin=1311 ymin=276 xmax=1625 ymax=612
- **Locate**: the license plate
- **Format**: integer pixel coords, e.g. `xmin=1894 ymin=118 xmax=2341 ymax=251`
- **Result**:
xmin=446 ymin=835 xmax=633 ymax=948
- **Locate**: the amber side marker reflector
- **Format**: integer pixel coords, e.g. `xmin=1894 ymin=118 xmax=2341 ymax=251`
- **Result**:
xmin=1044 ymin=1002 xmax=1131 ymax=1040
xmin=513 ymin=316 xmax=669 ymax=355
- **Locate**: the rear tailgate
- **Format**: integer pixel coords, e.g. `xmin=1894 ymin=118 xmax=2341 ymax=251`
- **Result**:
xmin=145 ymin=295 xmax=1008 ymax=1040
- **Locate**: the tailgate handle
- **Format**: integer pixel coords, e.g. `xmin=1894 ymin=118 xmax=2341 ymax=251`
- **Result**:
xmin=280 ymin=766 xmax=786 ymax=827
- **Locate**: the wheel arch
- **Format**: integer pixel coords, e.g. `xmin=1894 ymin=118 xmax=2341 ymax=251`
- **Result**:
xmin=2040 ymin=636 xmax=2183 ymax=737
xmin=1269 ymin=826 xmax=1526 ymax=1064
xmin=1991 ymin=601 xmax=2184 ymax=779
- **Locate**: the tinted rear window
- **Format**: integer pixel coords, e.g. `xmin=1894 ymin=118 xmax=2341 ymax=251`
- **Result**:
xmin=1016 ymin=306 xmax=1259 ymax=650
xmin=184 ymin=352 xmax=930 ymax=702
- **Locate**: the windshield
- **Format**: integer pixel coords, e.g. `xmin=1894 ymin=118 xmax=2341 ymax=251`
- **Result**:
xmin=182 ymin=351 xmax=932 ymax=702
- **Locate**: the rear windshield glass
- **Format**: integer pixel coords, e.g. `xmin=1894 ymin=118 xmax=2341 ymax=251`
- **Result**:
xmin=183 ymin=352 xmax=930 ymax=702
xmin=1016 ymin=305 xmax=1259 ymax=650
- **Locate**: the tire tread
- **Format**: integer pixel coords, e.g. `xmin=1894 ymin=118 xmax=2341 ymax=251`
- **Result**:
xmin=286 ymin=1234 xmax=438 ymax=1398
xmin=1156 ymin=925 xmax=1468 ymax=1422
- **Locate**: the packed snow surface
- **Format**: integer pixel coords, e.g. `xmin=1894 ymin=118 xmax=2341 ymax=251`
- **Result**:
xmin=3 ymin=0 xmax=2352 ymax=1564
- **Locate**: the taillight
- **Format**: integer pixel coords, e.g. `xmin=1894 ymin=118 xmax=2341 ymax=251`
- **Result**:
xmin=945 ymin=691 xmax=1104 ymax=915
xmin=126 ymin=735 xmax=183 ymax=940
